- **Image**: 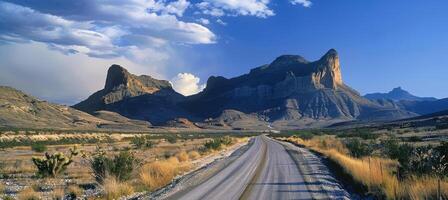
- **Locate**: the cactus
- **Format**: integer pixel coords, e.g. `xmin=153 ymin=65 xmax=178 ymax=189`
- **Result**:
xmin=32 ymin=146 xmax=79 ymax=177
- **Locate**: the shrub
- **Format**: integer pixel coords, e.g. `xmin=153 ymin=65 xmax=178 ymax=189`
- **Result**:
xmin=31 ymin=143 xmax=47 ymax=152
xmin=188 ymin=151 xmax=201 ymax=160
xmin=166 ymin=135 xmax=177 ymax=144
xmin=382 ymin=139 xmax=413 ymax=168
xmin=345 ymin=138 xmax=372 ymax=158
xmin=203 ymin=136 xmax=234 ymax=151
xmin=103 ymin=178 xmax=134 ymax=200
xmin=18 ymin=187 xmax=40 ymax=200
xmin=66 ymin=185 xmax=82 ymax=200
xmin=32 ymin=146 xmax=79 ymax=177
xmin=90 ymin=150 xmax=141 ymax=182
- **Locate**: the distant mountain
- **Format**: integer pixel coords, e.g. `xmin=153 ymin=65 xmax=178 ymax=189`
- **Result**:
xmin=73 ymin=65 xmax=192 ymax=125
xmin=364 ymin=87 xmax=437 ymax=102
xmin=182 ymin=49 xmax=416 ymax=128
xmin=0 ymin=86 xmax=150 ymax=130
xmin=398 ymin=98 xmax=448 ymax=115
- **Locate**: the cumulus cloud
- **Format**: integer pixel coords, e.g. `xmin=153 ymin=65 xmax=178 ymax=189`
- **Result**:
xmin=290 ymin=0 xmax=312 ymax=7
xmin=170 ymin=73 xmax=206 ymax=96
xmin=0 ymin=0 xmax=215 ymax=62
xmin=196 ymin=0 xmax=274 ymax=18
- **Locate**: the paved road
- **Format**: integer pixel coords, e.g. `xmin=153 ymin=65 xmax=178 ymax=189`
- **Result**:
xmin=170 ymin=135 xmax=318 ymax=200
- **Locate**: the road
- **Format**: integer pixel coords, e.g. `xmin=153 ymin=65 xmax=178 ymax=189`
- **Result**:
xmin=161 ymin=135 xmax=350 ymax=200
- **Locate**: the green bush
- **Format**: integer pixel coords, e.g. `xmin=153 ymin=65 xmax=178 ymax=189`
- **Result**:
xmin=31 ymin=143 xmax=47 ymax=152
xmin=345 ymin=138 xmax=372 ymax=158
xmin=166 ymin=135 xmax=177 ymax=144
xmin=90 ymin=150 xmax=140 ymax=182
xmin=131 ymin=135 xmax=153 ymax=149
xmin=203 ymin=136 xmax=233 ymax=151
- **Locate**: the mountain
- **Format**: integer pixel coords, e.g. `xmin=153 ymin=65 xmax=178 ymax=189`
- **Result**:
xmin=73 ymin=65 xmax=191 ymax=125
xmin=0 ymin=86 xmax=150 ymax=130
xmin=73 ymin=49 xmax=417 ymax=129
xmin=364 ymin=87 xmax=437 ymax=102
xmin=182 ymin=49 xmax=416 ymax=128
xmin=397 ymin=98 xmax=448 ymax=115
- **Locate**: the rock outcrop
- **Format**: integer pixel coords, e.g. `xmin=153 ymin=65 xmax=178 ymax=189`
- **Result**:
xmin=73 ymin=65 xmax=191 ymax=125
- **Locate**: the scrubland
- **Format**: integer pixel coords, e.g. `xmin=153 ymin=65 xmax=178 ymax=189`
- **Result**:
xmin=277 ymin=126 xmax=448 ymax=200
xmin=0 ymin=130 xmax=252 ymax=199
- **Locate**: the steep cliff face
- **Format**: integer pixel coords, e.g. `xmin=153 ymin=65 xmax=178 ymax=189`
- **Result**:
xmin=184 ymin=49 xmax=416 ymax=125
xmin=73 ymin=65 xmax=189 ymax=124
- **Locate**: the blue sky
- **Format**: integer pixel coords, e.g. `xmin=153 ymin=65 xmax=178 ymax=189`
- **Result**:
xmin=0 ymin=0 xmax=447 ymax=104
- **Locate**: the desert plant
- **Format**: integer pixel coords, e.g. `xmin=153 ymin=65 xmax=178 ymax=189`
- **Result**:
xmin=66 ymin=185 xmax=82 ymax=200
xmin=131 ymin=135 xmax=154 ymax=149
xmin=166 ymin=135 xmax=177 ymax=144
xmin=31 ymin=146 xmax=79 ymax=177
xmin=103 ymin=177 xmax=134 ymax=200
xmin=31 ymin=143 xmax=47 ymax=153
xmin=345 ymin=138 xmax=372 ymax=158
xmin=90 ymin=149 xmax=140 ymax=182
xmin=18 ymin=187 xmax=40 ymax=200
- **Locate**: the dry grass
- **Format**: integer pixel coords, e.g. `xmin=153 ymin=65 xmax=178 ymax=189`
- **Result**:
xmin=176 ymin=151 xmax=189 ymax=162
xmin=284 ymin=136 xmax=448 ymax=200
xmin=139 ymin=156 xmax=192 ymax=191
xmin=188 ymin=151 xmax=201 ymax=160
xmin=103 ymin=177 xmax=134 ymax=200
xmin=51 ymin=188 xmax=65 ymax=200
xmin=18 ymin=187 xmax=40 ymax=200
xmin=66 ymin=185 xmax=82 ymax=198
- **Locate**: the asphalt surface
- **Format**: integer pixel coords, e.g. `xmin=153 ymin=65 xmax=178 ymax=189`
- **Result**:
xmin=171 ymin=135 xmax=318 ymax=200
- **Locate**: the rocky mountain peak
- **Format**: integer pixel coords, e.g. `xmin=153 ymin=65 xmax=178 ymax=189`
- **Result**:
xmin=104 ymin=64 xmax=130 ymax=91
xmin=317 ymin=48 xmax=342 ymax=88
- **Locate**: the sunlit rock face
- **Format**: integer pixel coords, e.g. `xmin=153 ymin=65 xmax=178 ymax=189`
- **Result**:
xmin=183 ymin=49 xmax=416 ymax=123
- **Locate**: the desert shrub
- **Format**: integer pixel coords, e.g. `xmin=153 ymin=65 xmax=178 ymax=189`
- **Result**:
xmin=296 ymin=131 xmax=315 ymax=140
xmin=176 ymin=151 xmax=189 ymax=162
xmin=51 ymin=188 xmax=65 ymax=200
xmin=18 ymin=187 xmax=40 ymax=200
xmin=382 ymin=139 xmax=413 ymax=168
xmin=165 ymin=135 xmax=177 ymax=144
xmin=31 ymin=143 xmax=47 ymax=152
xmin=103 ymin=177 xmax=134 ymax=200
xmin=32 ymin=146 xmax=79 ymax=177
xmin=90 ymin=150 xmax=141 ymax=182
xmin=66 ymin=185 xmax=82 ymax=200
xmin=188 ymin=151 xmax=201 ymax=160
xmin=203 ymin=136 xmax=234 ymax=151
xmin=345 ymin=138 xmax=372 ymax=158
xmin=139 ymin=157 xmax=191 ymax=191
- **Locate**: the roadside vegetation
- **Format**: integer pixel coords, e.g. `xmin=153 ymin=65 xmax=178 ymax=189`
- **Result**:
xmin=0 ymin=130 xmax=252 ymax=199
xmin=276 ymin=127 xmax=448 ymax=199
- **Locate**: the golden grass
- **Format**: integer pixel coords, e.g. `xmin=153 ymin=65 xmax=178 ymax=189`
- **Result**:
xmin=188 ymin=151 xmax=201 ymax=160
xmin=176 ymin=151 xmax=189 ymax=162
xmin=18 ymin=187 xmax=40 ymax=200
xmin=139 ymin=156 xmax=192 ymax=191
xmin=103 ymin=178 xmax=134 ymax=200
xmin=66 ymin=185 xmax=82 ymax=198
xmin=51 ymin=188 xmax=65 ymax=200
xmin=284 ymin=136 xmax=448 ymax=200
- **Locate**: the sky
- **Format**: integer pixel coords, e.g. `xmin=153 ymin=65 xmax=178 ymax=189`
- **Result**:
xmin=0 ymin=0 xmax=447 ymax=105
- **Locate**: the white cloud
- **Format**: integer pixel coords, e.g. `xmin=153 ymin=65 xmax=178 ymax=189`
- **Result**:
xmin=197 ymin=18 xmax=210 ymax=25
xmin=170 ymin=73 xmax=206 ymax=96
xmin=0 ymin=42 xmax=165 ymax=105
xmin=0 ymin=1 xmax=216 ymax=62
xmin=196 ymin=0 xmax=274 ymax=18
xmin=216 ymin=19 xmax=227 ymax=26
xmin=290 ymin=0 xmax=312 ymax=7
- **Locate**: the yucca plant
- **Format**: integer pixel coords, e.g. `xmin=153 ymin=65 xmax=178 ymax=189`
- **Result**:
xmin=32 ymin=146 xmax=79 ymax=177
